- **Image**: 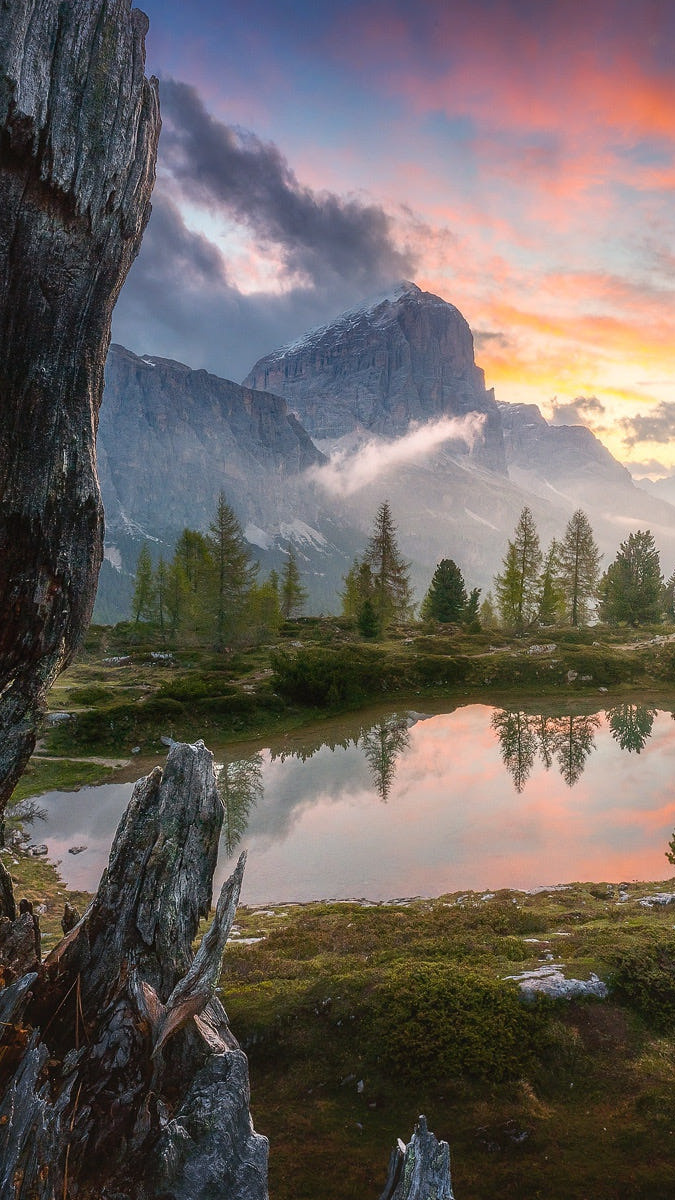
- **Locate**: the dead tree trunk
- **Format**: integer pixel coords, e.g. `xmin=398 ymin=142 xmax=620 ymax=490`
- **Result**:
xmin=380 ymin=1116 xmax=454 ymax=1200
xmin=0 ymin=740 xmax=269 ymax=1199
xmin=0 ymin=0 xmax=160 ymax=809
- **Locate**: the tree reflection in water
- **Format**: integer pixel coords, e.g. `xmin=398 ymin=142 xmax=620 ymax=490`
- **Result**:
xmin=360 ymin=715 xmax=411 ymax=802
xmin=490 ymin=710 xmax=538 ymax=793
xmin=607 ymin=703 xmax=656 ymax=754
xmin=554 ymin=714 xmax=600 ymax=787
xmin=216 ymin=754 xmax=264 ymax=856
xmin=490 ymin=709 xmax=630 ymax=790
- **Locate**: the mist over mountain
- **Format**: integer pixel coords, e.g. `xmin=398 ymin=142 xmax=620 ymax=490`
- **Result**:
xmin=95 ymin=287 xmax=675 ymax=622
xmin=244 ymin=281 xmax=506 ymax=472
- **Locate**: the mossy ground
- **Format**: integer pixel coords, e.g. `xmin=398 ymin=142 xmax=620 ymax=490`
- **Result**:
xmin=223 ymin=885 xmax=675 ymax=1200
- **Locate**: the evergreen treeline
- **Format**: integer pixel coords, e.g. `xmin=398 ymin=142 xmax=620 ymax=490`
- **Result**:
xmin=131 ymin=492 xmax=307 ymax=645
xmin=132 ymin=492 xmax=675 ymax=642
xmin=491 ymin=506 xmax=672 ymax=631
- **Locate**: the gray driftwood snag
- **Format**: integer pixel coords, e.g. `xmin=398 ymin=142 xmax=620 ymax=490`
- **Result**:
xmin=0 ymin=740 xmax=269 ymax=1199
xmin=380 ymin=1115 xmax=454 ymax=1200
xmin=0 ymin=0 xmax=160 ymax=810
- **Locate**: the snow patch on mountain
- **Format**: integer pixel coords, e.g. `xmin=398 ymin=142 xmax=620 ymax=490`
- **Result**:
xmin=278 ymin=519 xmax=329 ymax=549
xmin=244 ymin=523 xmax=273 ymax=551
xmin=465 ymin=508 xmax=499 ymax=532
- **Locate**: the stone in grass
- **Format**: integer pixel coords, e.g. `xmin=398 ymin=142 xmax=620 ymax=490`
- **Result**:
xmin=504 ymin=965 xmax=608 ymax=1002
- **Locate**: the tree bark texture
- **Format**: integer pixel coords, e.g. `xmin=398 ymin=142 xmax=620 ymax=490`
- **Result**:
xmin=0 ymin=740 xmax=269 ymax=1199
xmin=0 ymin=0 xmax=160 ymax=808
xmin=380 ymin=1116 xmax=454 ymax=1200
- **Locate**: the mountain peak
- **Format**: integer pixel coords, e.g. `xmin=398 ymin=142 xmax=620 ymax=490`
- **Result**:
xmin=243 ymin=282 xmax=503 ymax=466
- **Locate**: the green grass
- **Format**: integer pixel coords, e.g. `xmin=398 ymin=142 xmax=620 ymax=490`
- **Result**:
xmin=219 ymin=884 xmax=675 ymax=1200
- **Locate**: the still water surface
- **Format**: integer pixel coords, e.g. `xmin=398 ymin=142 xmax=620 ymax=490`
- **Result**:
xmin=31 ymin=701 xmax=675 ymax=904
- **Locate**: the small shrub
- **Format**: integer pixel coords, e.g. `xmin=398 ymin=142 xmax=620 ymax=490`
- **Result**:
xmin=270 ymin=646 xmax=389 ymax=706
xmin=366 ymin=962 xmax=544 ymax=1082
xmin=610 ymin=940 xmax=675 ymax=1029
xmin=66 ymin=685 xmax=114 ymax=706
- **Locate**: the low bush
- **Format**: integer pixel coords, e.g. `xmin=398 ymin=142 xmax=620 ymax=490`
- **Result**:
xmin=610 ymin=939 xmax=675 ymax=1029
xmin=270 ymin=646 xmax=390 ymax=706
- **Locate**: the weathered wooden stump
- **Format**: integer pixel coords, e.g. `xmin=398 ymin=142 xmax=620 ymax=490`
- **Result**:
xmin=380 ymin=1115 xmax=455 ymax=1200
xmin=0 ymin=0 xmax=160 ymax=810
xmin=0 ymin=741 xmax=269 ymax=1199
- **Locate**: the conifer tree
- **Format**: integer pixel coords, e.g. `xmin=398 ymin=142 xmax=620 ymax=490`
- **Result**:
xmin=364 ymin=501 xmax=412 ymax=629
xmin=166 ymin=558 xmax=189 ymax=636
xmin=131 ymin=545 xmax=155 ymax=625
xmin=206 ymin=492 xmax=258 ymax=644
xmin=494 ymin=506 xmax=542 ymax=631
xmin=558 ymin=509 xmax=601 ymax=625
xmin=247 ymin=573 xmax=282 ymax=641
xmin=421 ymin=559 xmax=467 ymax=623
xmin=173 ymin=528 xmax=213 ymax=636
xmin=357 ymin=597 xmax=379 ymax=639
xmin=479 ymin=591 xmax=497 ymax=628
xmin=598 ymin=530 xmax=663 ymax=625
xmin=464 ymin=587 xmax=481 ymax=627
xmin=341 ymin=559 xmax=373 ymax=620
xmin=280 ymin=547 xmax=308 ymax=619
xmin=537 ymin=540 xmax=564 ymax=625
xmin=154 ymin=556 xmax=168 ymax=637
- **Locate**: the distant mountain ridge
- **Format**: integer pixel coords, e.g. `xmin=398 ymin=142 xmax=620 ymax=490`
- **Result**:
xmin=94 ymin=288 xmax=675 ymax=621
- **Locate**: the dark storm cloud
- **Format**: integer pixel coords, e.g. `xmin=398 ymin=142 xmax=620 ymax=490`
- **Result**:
xmin=113 ymin=192 xmax=375 ymax=380
xmin=621 ymin=402 xmax=675 ymax=447
xmin=549 ymin=395 xmax=607 ymax=427
xmin=158 ymin=78 xmax=414 ymax=288
xmin=112 ymin=78 xmax=417 ymax=379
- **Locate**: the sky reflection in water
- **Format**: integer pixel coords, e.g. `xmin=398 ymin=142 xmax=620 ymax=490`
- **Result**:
xmin=31 ymin=703 xmax=675 ymax=904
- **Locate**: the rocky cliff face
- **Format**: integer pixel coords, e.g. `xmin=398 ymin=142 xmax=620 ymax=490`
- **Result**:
xmin=500 ymin=402 xmax=632 ymax=487
xmin=0 ymin=0 xmax=160 ymax=806
xmin=244 ymin=281 xmax=506 ymax=471
xmin=100 ymin=344 xmax=325 ymax=541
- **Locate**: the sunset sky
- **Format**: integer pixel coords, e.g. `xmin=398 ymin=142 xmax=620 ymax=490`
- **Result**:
xmin=113 ymin=0 xmax=675 ymax=477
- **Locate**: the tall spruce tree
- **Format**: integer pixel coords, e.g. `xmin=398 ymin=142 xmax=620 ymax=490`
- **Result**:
xmin=537 ymin=540 xmax=564 ymax=625
xmin=280 ymin=547 xmax=308 ymax=619
xmin=173 ymin=528 xmax=214 ymax=637
xmin=154 ymin=556 xmax=169 ymax=637
xmin=207 ymin=492 xmax=258 ymax=645
xmin=421 ymin=559 xmax=468 ymax=623
xmin=598 ymin=529 xmax=663 ymax=625
xmin=364 ymin=501 xmax=412 ymax=630
xmin=341 ymin=559 xmax=373 ymax=620
xmin=558 ymin=509 xmax=601 ymax=625
xmin=131 ymin=545 xmax=155 ymax=625
xmin=494 ymin=506 xmax=542 ymax=631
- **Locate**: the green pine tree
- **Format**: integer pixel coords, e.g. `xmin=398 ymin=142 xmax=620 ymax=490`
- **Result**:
xmin=598 ymin=530 xmax=663 ymax=625
xmin=206 ymin=492 xmax=258 ymax=645
xmin=494 ymin=506 xmax=542 ymax=631
xmin=131 ymin=544 xmax=155 ymax=625
xmin=357 ymin=598 xmax=380 ymax=639
xmin=537 ymin=540 xmax=564 ymax=625
xmin=421 ymin=559 xmax=467 ymax=623
xmin=341 ymin=559 xmax=374 ymax=620
xmin=364 ymin=501 xmax=412 ymax=630
xmin=558 ymin=509 xmax=601 ymax=625
xmin=280 ymin=547 xmax=308 ymax=619
xmin=153 ymin=556 xmax=169 ymax=638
